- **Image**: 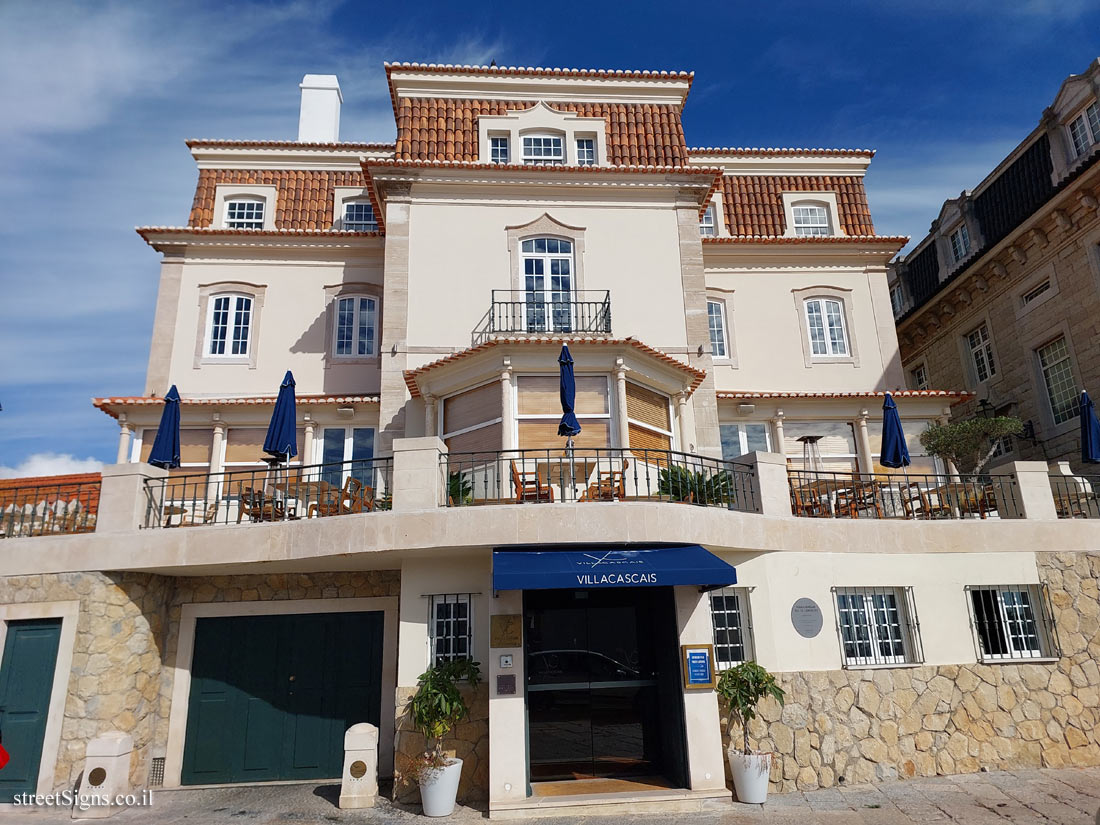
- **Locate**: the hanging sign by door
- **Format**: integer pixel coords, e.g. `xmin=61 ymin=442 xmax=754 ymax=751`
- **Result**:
xmin=681 ymin=643 xmax=716 ymax=689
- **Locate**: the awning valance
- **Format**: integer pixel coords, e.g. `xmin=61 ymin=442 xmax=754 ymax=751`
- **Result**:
xmin=492 ymin=545 xmax=736 ymax=591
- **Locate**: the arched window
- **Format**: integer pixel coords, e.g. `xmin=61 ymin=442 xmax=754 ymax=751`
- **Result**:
xmin=224 ymin=198 xmax=265 ymax=230
xmin=206 ymin=293 xmax=253 ymax=356
xmin=804 ymin=297 xmax=849 ymax=357
xmin=333 ymin=295 xmax=378 ymax=357
xmin=521 ymin=238 xmax=573 ymax=332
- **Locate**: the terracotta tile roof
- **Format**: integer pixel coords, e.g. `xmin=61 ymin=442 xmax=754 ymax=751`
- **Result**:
xmin=717 ymin=390 xmax=973 ymax=403
xmin=187 ymin=169 xmax=380 ymax=231
xmin=718 ymin=175 xmax=875 ymax=236
xmin=703 ymin=235 xmax=907 ymax=246
xmin=186 ymin=138 xmax=394 ymax=151
xmin=689 ymin=147 xmax=874 ymax=157
xmin=393 ymin=98 xmax=689 ymax=165
xmin=93 ymin=394 xmax=380 ymax=420
xmin=403 ymin=337 xmax=707 ymax=398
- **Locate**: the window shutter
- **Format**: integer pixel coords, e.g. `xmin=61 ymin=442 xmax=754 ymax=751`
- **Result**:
xmin=445 ymin=422 xmax=502 ymax=455
xmin=628 ymin=423 xmax=671 ymax=455
xmin=625 ymin=382 xmax=670 ymax=431
xmin=443 ymin=383 xmax=500 ymax=436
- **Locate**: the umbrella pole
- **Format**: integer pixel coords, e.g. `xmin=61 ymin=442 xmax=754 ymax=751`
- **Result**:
xmin=568 ymin=437 xmax=576 ymax=500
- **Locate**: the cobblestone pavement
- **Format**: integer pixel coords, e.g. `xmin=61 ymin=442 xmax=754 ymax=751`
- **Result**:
xmin=2 ymin=768 xmax=1097 ymax=824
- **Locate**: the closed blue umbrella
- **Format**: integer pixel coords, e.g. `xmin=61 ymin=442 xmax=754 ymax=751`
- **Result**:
xmin=879 ymin=392 xmax=911 ymax=469
xmin=147 ymin=385 xmax=182 ymax=469
xmin=263 ymin=371 xmax=298 ymax=462
xmin=1081 ymin=391 xmax=1100 ymax=464
xmin=557 ymin=346 xmax=581 ymax=438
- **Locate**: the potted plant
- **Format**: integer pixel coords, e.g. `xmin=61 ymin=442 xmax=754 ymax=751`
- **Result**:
xmin=399 ymin=657 xmax=481 ymax=817
xmin=657 ymin=464 xmax=732 ymax=505
xmin=715 ymin=661 xmax=785 ymax=804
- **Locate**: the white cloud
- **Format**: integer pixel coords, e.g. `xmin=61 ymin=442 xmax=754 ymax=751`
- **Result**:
xmin=0 ymin=453 xmax=103 ymax=480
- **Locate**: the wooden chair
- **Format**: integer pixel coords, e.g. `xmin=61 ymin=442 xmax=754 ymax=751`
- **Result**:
xmin=511 ymin=460 xmax=553 ymax=503
xmin=237 ymin=483 xmax=289 ymax=523
xmin=309 ymin=487 xmax=343 ymax=518
xmin=900 ymin=482 xmax=951 ymax=519
xmin=837 ymin=482 xmax=884 ymax=519
xmin=180 ymin=502 xmax=220 ymax=527
xmin=790 ymin=487 xmax=826 ymax=517
xmin=308 ymin=476 xmax=373 ymax=517
xmin=580 ymin=459 xmax=630 ymax=502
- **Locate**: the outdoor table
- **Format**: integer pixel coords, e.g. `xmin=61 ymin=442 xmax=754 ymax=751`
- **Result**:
xmin=795 ymin=477 xmax=855 ymax=516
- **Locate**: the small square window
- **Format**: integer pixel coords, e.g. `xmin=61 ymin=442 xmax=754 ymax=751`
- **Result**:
xmin=700 ymin=204 xmax=717 ymax=237
xmin=1020 ymin=280 xmax=1051 ymax=306
xmin=226 ymin=200 xmax=264 ymax=230
xmin=834 ymin=587 xmax=922 ymax=667
xmin=575 ymin=138 xmax=596 ymax=166
xmin=342 ymin=202 xmax=377 ymax=231
xmin=429 ymin=594 xmax=474 ymax=666
xmin=490 ymin=136 xmax=510 ymax=164
xmin=967 ymin=585 xmax=1058 ymax=662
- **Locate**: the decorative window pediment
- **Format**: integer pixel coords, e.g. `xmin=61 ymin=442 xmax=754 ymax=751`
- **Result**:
xmin=478 ymin=101 xmax=608 ymax=167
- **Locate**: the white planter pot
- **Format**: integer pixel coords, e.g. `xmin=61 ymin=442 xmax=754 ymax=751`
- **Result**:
xmin=728 ymin=750 xmax=772 ymax=804
xmin=419 ymin=757 xmax=463 ymax=817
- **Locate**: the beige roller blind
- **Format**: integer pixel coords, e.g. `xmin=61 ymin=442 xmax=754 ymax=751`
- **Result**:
xmin=518 ymin=419 xmax=610 ymax=451
xmin=139 ymin=429 xmax=213 ymax=464
xmin=225 ymin=428 xmax=269 ymax=464
xmin=516 ymin=376 xmax=609 ymax=415
xmin=782 ymin=421 xmax=856 ymax=457
xmin=866 ymin=419 xmax=933 ymax=457
xmin=626 ymin=382 xmax=670 ymax=432
xmin=628 ymin=423 xmax=671 ymax=455
xmin=445 ymin=421 xmax=502 ymax=455
xmin=443 ymin=382 xmax=500 ymax=436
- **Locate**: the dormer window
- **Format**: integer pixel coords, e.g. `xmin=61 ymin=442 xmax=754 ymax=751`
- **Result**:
xmin=342 ymin=202 xmax=377 ymax=231
xmin=225 ymin=199 xmax=264 ymax=230
xmin=522 ymin=135 xmax=565 ymax=165
xmin=791 ymin=203 xmax=831 ymax=236
xmin=1068 ymin=102 xmax=1100 ymax=158
xmin=490 ymin=136 xmax=510 ymax=164
xmin=700 ymin=204 xmax=717 ymax=237
xmin=950 ymin=224 xmax=971 ymax=262
xmin=575 ymin=138 xmax=596 ymax=166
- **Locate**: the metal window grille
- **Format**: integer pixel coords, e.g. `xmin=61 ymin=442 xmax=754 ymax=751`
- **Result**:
xmin=575 ymin=138 xmax=596 ymax=166
xmin=709 ymin=588 xmax=754 ymax=668
xmin=343 ymin=202 xmax=377 ymax=231
xmin=429 ymin=593 xmax=474 ymax=666
xmin=148 ymin=757 xmax=165 ymax=787
xmin=707 ymin=300 xmax=726 ymax=357
xmin=832 ymin=586 xmax=923 ymax=668
xmin=490 ymin=136 xmax=510 ymax=163
xmin=965 ymin=584 xmax=1059 ymax=662
xmin=226 ymin=200 xmax=264 ymax=229
xmin=792 ymin=204 xmax=830 ymax=236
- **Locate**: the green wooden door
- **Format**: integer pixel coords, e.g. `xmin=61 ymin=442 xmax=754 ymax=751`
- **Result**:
xmin=181 ymin=611 xmax=383 ymax=785
xmin=0 ymin=619 xmax=62 ymax=801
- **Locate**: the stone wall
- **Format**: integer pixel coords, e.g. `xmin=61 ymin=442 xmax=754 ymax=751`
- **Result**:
xmin=726 ymin=551 xmax=1100 ymax=792
xmin=393 ymin=683 xmax=489 ymax=804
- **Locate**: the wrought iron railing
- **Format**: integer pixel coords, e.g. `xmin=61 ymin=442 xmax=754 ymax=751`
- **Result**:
xmin=1048 ymin=474 xmax=1100 ymax=518
xmin=442 ymin=447 xmax=756 ymax=512
xmin=787 ymin=469 xmax=1019 ymax=520
xmin=487 ymin=290 xmax=611 ymax=336
xmin=142 ymin=458 xmax=393 ymax=528
xmin=0 ymin=479 xmax=101 ymax=538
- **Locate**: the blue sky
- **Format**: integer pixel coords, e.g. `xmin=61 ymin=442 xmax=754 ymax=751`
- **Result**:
xmin=1 ymin=0 xmax=1098 ymax=476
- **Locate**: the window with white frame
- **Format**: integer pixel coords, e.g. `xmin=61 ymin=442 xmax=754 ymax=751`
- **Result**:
xmin=319 ymin=426 xmax=376 ymax=490
xmin=490 ymin=135 xmax=510 ymax=164
xmin=791 ymin=203 xmax=831 ymax=236
xmin=207 ymin=294 xmax=253 ymax=356
xmin=707 ymin=299 xmax=728 ymax=357
xmin=575 ymin=137 xmax=596 ymax=165
xmin=709 ymin=588 xmax=754 ymax=668
xmin=1068 ymin=102 xmax=1100 ymax=158
xmin=1037 ymin=336 xmax=1079 ymax=425
xmin=333 ymin=295 xmax=378 ymax=358
xmin=890 ymin=283 xmax=905 ymax=316
xmin=342 ymin=201 xmax=377 ymax=231
xmin=699 ymin=204 xmax=717 ymax=237
xmin=429 ymin=594 xmax=473 ymax=665
xmin=1020 ymin=279 xmax=1051 ymax=306
xmin=522 ymin=134 xmax=565 ymax=165
xmin=910 ymin=364 xmax=929 ymax=390
xmin=967 ymin=584 xmax=1056 ymax=661
xmin=521 ymin=237 xmax=573 ymax=332
xmin=834 ymin=587 xmax=921 ymax=667
xmin=966 ymin=323 xmax=996 ymax=382
xmin=225 ymin=199 xmax=265 ymax=230
xmin=804 ymin=298 xmax=849 ymax=357
xmin=720 ymin=423 xmax=770 ymax=461
xmin=950 ymin=224 xmax=971 ymax=262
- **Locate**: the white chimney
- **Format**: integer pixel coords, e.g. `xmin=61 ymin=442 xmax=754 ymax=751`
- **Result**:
xmin=298 ymin=74 xmax=342 ymax=143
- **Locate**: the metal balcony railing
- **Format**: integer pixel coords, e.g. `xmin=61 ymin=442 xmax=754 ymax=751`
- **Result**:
xmin=487 ymin=290 xmax=611 ymax=336
xmin=0 ymin=479 xmax=101 ymax=538
xmin=787 ymin=469 xmax=1020 ymax=520
xmin=442 ymin=447 xmax=756 ymax=512
xmin=1049 ymin=474 xmax=1100 ymax=518
xmin=142 ymin=458 xmax=393 ymax=528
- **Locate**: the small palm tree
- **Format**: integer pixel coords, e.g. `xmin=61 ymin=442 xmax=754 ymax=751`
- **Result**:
xmin=715 ymin=662 xmax=785 ymax=754
xmin=657 ymin=464 xmax=732 ymax=505
xmin=448 ymin=472 xmax=473 ymax=506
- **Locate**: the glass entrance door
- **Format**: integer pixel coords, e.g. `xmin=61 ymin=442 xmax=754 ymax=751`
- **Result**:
xmin=524 ymin=587 xmax=682 ymax=782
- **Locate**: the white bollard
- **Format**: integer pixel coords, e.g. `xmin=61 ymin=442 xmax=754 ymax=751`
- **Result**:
xmin=74 ymin=732 xmax=133 ymax=819
xmin=339 ymin=723 xmax=379 ymax=809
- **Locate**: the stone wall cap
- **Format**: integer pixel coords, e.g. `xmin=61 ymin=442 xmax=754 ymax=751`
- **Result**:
xmin=345 ymin=722 xmax=379 ymax=749
xmin=740 ymin=450 xmax=788 ymax=467
xmin=99 ymin=462 xmax=168 ymax=481
xmin=391 ymin=436 xmax=446 ymax=453
xmin=86 ymin=731 xmax=134 ymax=757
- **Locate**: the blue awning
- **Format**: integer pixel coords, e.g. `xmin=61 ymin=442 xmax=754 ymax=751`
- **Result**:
xmin=492 ymin=545 xmax=736 ymax=591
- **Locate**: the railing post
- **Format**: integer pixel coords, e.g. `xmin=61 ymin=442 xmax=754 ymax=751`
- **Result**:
xmin=988 ymin=459 xmax=1058 ymax=520
xmin=97 ymin=463 xmax=168 ymax=533
xmin=391 ymin=437 xmax=447 ymax=512
xmin=740 ymin=451 xmax=793 ymax=517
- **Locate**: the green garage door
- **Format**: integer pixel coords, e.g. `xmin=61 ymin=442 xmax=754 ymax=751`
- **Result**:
xmin=181 ymin=611 xmax=383 ymax=785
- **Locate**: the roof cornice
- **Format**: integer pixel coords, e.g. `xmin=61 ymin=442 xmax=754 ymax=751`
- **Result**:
xmin=187 ymin=141 xmax=394 ymax=171
xmin=135 ymin=227 xmax=385 ymax=252
xmin=686 ymin=149 xmax=872 ymax=176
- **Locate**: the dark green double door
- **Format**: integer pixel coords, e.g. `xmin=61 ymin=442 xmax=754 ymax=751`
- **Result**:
xmin=182 ymin=611 xmax=383 ymax=785
xmin=0 ymin=619 xmax=63 ymax=801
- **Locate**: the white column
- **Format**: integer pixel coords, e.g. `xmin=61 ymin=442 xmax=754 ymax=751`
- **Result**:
xmin=856 ymin=410 xmax=874 ymax=474
xmin=302 ymin=417 xmax=316 ymax=465
xmin=423 ymin=394 xmax=436 ymax=439
xmin=614 ymin=358 xmax=629 ymax=449
xmin=677 ymin=392 xmax=691 ymax=452
xmin=209 ymin=418 xmax=226 ymax=474
xmin=771 ymin=409 xmax=786 ymax=459
xmin=500 ymin=359 xmax=515 ymax=451
xmin=115 ymin=415 xmax=133 ymax=464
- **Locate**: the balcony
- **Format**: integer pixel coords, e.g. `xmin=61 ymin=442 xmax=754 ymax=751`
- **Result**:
xmin=483 ymin=290 xmax=611 ymax=340
xmin=788 ymin=469 xmax=1020 ymax=520
xmin=142 ymin=457 xmax=393 ymax=529
xmin=1049 ymin=472 xmax=1100 ymax=519
xmin=442 ymin=447 xmax=756 ymax=512
xmin=0 ymin=478 xmax=101 ymax=538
